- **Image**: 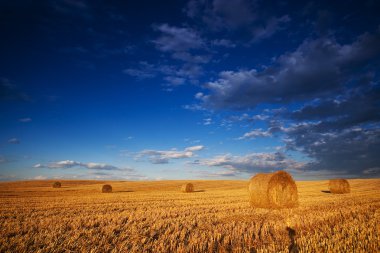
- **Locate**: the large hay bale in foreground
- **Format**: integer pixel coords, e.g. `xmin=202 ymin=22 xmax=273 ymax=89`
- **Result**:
xmin=248 ymin=170 xmax=298 ymax=208
xmin=52 ymin=182 xmax=61 ymax=188
xmin=328 ymin=179 xmax=350 ymax=194
xmin=181 ymin=183 xmax=194 ymax=193
xmin=102 ymin=184 xmax=112 ymax=193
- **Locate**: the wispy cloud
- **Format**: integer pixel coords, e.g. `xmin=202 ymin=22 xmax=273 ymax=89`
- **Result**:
xmin=0 ymin=156 xmax=7 ymax=164
xmin=211 ymin=39 xmax=236 ymax=48
xmin=184 ymin=145 xmax=204 ymax=152
xmin=182 ymin=104 xmax=208 ymax=111
xmin=140 ymin=23 xmax=211 ymax=87
xmin=33 ymin=175 xmax=48 ymax=180
xmin=32 ymin=160 xmax=147 ymax=180
xmin=192 ymin=152 xmax=303 ymax=174
xmin=51 ymin=0 xmax=90 ymax=18
xmin=124 ymin=61 xmax=203 ymax=86
xmin=185 ymin=0 xmax=256 ymax=30
xmin=7 ymin=138 xmax=20 ymax=144
xmin=0 ymin=174 xmax=18 ymax=181
xmin=185 ymin=0 xmax=289 ymax=43
xmin=86 ymin=170 xmax=147 ymax=180
xmin=18 ymin=117 xmax=32 ymax=123
xmin=238 ymin=129 xmax=272 ymax=139
xmin=251 ymin=15 xmax=290 ymax=42
xmin=123 ymin=61 xmax=157 ymax=80
xmin=203 ymin=118 xmax=213 ymax=125
xmin=0 ymin=78 xmax=30 ymax=102
xmin=189 ymin=169 xmax=239 ymax=178
xmin=137 ymin=145 xmax=204 ymax=164
xmin=34 ymin=160 xmax=131 ymax=171
xmin=238 ymin=126 xmax=286 ymax=140
xmin=164 ymin=76 xmax=186 ymax=86
xmin=362 ymin=167 xmax=380 ymax=175
xmin=226 ymin=113 xmax=270 ymax=123
xmin=152 ymin=24 xmax=205 ymax=52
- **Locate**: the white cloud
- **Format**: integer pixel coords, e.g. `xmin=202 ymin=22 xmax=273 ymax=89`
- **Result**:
xmin=195 ymin=92 xmax=204 ymax=99
xmin=237 ymin=125 xmax=288 ymax=140
xmin=85 ymin=162 xmax=121 ymax=171
xmin=33 ymin=175 xmax=47 ymax=180
xmin=192 ymin=152 xmax=304 ymax=173
xmin=185 ymin=145 xmax=204 ymax=152
xmin=238 ymin=128 xmax=272 ymax=139
xmin=203 ymin=118 xmax=213 ymax=125
xmin=138 ymin=145 xmax=204 ymax=164
xmin=33 ymin=160 xmax=131 ymax=171
xmin=45 ymin=160 xmax=80 ymax=168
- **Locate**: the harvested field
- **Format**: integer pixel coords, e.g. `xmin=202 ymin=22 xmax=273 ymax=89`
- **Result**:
xmin=0 ymin=179 xmax=379 ymax=252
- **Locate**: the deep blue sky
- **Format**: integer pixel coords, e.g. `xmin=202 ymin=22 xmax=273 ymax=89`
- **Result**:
xmin=1 ymin=0 xmax=380 ymax=181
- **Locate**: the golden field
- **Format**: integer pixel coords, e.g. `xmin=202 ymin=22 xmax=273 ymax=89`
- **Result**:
xmin=0 ymin=179 xmax=379 ymax=252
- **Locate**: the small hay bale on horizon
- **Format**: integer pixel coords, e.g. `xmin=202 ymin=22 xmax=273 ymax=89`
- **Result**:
xmin=102 ymin=184 xmax=112 ymax=193
xmin=328 ymin=179 xmax=350 ymax=194
xmin=52 ymin=181 xmax=61 ymax=188
xmin=248 ymin=170 xmax=298 ymax=208
xmin=181 ymin=183 xmax=194 ymax=193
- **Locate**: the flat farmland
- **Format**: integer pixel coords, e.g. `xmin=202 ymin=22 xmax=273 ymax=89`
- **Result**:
xmin=0 ymin=179 xmax=379 ymax=252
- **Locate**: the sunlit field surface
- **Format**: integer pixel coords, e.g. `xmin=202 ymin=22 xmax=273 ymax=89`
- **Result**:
xmin=0 ymin=179 xmax=379 ymax=252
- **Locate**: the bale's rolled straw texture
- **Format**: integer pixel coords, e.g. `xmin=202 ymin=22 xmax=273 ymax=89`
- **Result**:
xmin=52 ymin=182 xmax=61 ymax=188
xmin=181 ymin=183 xmax=194 ymax=193
xmin=248 ymin=170 xmax=298 ymax=208
xmin=102 ymin=184 xmax=112 ymax=193
xmin=328 ymin=179 xmax=350 ymax=194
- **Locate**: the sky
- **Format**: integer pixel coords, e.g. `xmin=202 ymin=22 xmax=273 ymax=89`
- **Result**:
xmin=1 ymin=0 xmax=380 ymax=181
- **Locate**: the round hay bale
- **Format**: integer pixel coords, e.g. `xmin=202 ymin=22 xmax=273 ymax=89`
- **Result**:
xmin=52 ymin=181 xmax=61 ymax=188
xmin=102 ymin=184 xmax=112 ymax=193
xmin=248 ymin=170 xmax=298 ymax=208
xmin=181 ymin=183 xmax=194 ymax=193
xmin=328 ymin=179 xmax=350 ymax=194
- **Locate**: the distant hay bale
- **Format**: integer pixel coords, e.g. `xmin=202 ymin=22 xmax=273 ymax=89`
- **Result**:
xmin=181 ymin=183 xmax=194 ymax=193
xmin=52 ymin=182 xmax=61 ymax=188
xmin=328 ymin=179 xmax=350 ymax=194
xmin=248 ymin=170 xmax=298 ymax=208
xmin=102 ymin=184 xmax=112 ymax=193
